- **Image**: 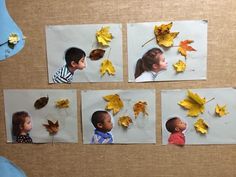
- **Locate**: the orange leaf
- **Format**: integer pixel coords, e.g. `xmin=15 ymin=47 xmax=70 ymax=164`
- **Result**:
xmin=178 ymin=40 xmax=196 ymax=58
xmin=43 ymin=120 xmax=59 ymax=135
xmin=133 ymin=101 xmax=148 ymax=118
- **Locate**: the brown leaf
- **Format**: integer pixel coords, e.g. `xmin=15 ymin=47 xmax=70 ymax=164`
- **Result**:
xmin=34 ymin=96 xmax=49 ymax=109
xmin=89 ymin=49 xmax=105 ymax=60
xmin=43 ymin=120 xmax=59 ymax=135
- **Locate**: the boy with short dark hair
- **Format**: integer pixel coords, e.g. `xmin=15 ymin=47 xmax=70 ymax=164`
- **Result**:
xmin=165 ymin=117 xmax=187 ymax=146
xmin=52 ymin=47 xmax=86 ymax=83
xmin=90 ymin=110 xmax=113 ymax=144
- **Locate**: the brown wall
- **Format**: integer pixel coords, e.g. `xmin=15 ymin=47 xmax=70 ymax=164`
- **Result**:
xmin=1 ymin=0 xmax=236 ymax=176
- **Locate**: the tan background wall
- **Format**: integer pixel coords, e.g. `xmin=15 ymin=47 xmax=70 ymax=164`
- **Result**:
xmin=1 ymin=0 xmax=236 ymax=176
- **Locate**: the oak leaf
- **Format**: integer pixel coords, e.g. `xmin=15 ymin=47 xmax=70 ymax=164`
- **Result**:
xmin=89 ymin=49 xmax=105 ymax=60
xmin=133 ymin=101 xmax=148 ymax=118
xmin=215 ymin=104 xmax=229 ymax=117
xmin=179 ymin=90 xmax=206 ymax=117
xmin=154 ymin=22 xmax=179 ymax=47
xmin=100 ymin=59 xmax=116 ymax=76
xmin=103 ymin=94 xmax=124 ymax=115
xmin=96 ymin=26 xmax=113 ymax=46
xmin=194 ymin=118 xmax=208 ymax=134
xmin=55 ymin=99 xmax=70 ymax=109
xmin=43 ymin=120 xmax=59 ymax=135
xmin=118 ymin=116 xmax=133 ymax=128
xmin=34 ymin=96 xmax=49 ymax=109
xmin=178 ymin=40 xmax=196 ymax=58
xmin=173 ymin=60 xmax=186 ymax=73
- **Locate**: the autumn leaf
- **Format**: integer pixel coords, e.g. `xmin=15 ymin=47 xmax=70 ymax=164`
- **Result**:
xmin=100 ymin=59 xmax=116 ymax=76
xmin=173 ymin=60 xmax=186 ymax=73
xmin=133 ymin=101 xmax=148 ymax=118
xmin=118 ymin=116 xmax=133 ymax=128
xmin=34 ymin=96 xmax=49 ymax=109
xmin=103 ymin=94 xmax=124 ymax=115
xmin=96 ymin=26 xmax=113 ymax=46
xmin=43 ymin=120 xmax=59 ymax=135
xmin=178 ymin=90 xmax=206 ymax=117
xmin=55 ymin=99 xmax=70 ymax=109
xmin=178 ymin=40 xmax=196 ymax=58
xmin=215 ymin=104 xmax=229 ymax=117
xmin=89 ymin=49 xmax=105 ymax=60
xmin=154 ymin=22 xmax=179 ymax=47
xmin=194 ymin=118 xmax=208 ymax=134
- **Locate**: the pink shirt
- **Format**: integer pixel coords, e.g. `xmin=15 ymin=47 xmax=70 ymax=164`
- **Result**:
xmin=168 ymin=132 xmax=185 ymax=145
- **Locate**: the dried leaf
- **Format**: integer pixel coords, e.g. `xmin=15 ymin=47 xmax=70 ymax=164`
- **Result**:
xmin=34 ymin=96 xmax=49 ymax=109
xmin=43 ymin=120 xmax=59 ymax=135
xmin=173 ymin=60 xmax=186 ymax=73
xmin=215 ymin=104 xmax=229 ymax=117
xmin=96 ymin=26 xmax=113 ymax=46
xmin=55 ymin=99 xmax=70 ymax=109
xmin=178 ymin=90 xmax=206 ymax=117
xmin=133 ymin=101 xmax=148 ymax=118
xmin=178 ymin=40 xmax=196 ymax=58
xmin=194 ymin=118 xmax=208 ymax=134
xmin=118 ymin=116 xmax=133 ymax=128
xmin=154 ymin=22 xmax=179 ymax=47
xmin=100 ymin=59 xmax=116 ymax=76
xmin=103 ymin=94 xmax=124 ymax=115
xmin=89 ymin=49 xmax=105 ymax=60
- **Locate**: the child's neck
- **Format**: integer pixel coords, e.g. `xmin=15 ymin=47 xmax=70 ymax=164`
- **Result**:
xmin=20 ymin=132 xmax=28 ymax=135
xmin=67 ymin=65 xmax=76 ymax=74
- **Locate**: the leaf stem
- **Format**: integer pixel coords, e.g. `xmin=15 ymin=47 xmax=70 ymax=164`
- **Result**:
xmin=141 ymin=37 xmax=155 ymax=47
xmin=206 ymin=97 xmax=215 ymax=104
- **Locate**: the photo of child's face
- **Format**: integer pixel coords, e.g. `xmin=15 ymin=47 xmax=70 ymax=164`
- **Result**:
xmin=158 ymin=54 xmax=168 ymax=71
xmin=175 ymin=118 xmax=187 ymax=132
xmin=102 ymin=113 xmax=113 ymax=132
xmin=22 ymin=116 xmax=32 ymax=133
xmin=76 ymin=57 xmax=86 ymax=70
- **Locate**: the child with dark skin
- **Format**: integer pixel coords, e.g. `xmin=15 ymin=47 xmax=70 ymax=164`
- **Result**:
xmin=90 ymin=110 xmax=113 ymax=144
xmin=165 ymin=117 xmax=187 ymax=146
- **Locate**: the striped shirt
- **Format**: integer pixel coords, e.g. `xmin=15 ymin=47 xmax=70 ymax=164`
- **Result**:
xmin=90 ymin=129 xmax=113 ymax=144
xmin=52 ymin=65 xmax=73 ymax=83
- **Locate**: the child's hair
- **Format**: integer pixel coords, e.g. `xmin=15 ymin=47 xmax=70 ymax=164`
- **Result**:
xmin=65 ymin=47 xmax=86 ymax=67
xmin=165 ymin=117 xmax=179 ymax=133
xmin=134 ymin=48 xmax=163 ymax=79
xmin=12 ymin=111 xmax=30 ymax=136
xmin=91 ymin=110 xmax=108 ymax=129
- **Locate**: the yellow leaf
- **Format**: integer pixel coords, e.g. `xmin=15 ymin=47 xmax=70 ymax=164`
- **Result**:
xmin=178 ymin=40 xmax=196 ymax=58
xmin=100 ymin=59 xmax=116 ymax=76
xmin=194 ymin=118 xmax=208 ymax=134
xmin=118 ymin=116 xmax=133 ymax=128
xmin=173 ymin=60 xmax=186 ymax=73
xmin=103 ymin=94 xmax=124 ymax=115
xmin=178 ymin=90 xmax=206 ymax=117
xmin=96 ymin=26 xmax=113 ymax=46
xmin=215 ymin=104 xmax=229 ymax=117
xmin=8 ymin=33 xmax=20 ymax=44
xmin=154 ymin=22 xmax=179 ymax=47
xmin=55 ymin=99 xmax=70 ymax=109
xmin=133 ymin=101 xmax=148 ymax=118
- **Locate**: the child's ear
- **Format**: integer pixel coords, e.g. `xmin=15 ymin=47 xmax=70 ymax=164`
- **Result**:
xmin=97 ymin=123 xmax=103 ymax=129
xmin=175 ymin=127 xmax=180 ymax=132
xmin=152 ymin=63 xmax=159 ymax=69
xmin=71 ymin=61 xmax=77 ymax=67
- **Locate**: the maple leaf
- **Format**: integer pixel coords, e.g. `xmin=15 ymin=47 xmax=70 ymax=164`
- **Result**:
xmin=154 ymin=22 xmax=179 ymax=47
xmin=34 ymin=96 xmax=49 ymax=109
xmin=133 ymin=101 xmax=148 ymax=118
xmin=118 ymin=116 xmax=133 ymax=128
xmin=89 ymin=49 xmax=105 ymax=60
xmin=194 ymin=118 xmax=208 ymax=134
xmin=96 ymin=26 xmax=113 ymax=46
xmin=173 ymin=60 xmax=186 ymax=73
xmin=178 ymin=90 xmax=206 ymax=117
xmin=178 ymin=40 xmax=196 ymax=58
xmin=55 ymin=99 xmax=70 ymax=109
xmin=43 ymin=120 xmax=59 ymax=135
xmin=103 ymin=94 xmax=124 ymax=115
xmin=100 ymin=59 xmax=116 ymax=76
xmin=215 ymin=104 xmax=229 ymax=117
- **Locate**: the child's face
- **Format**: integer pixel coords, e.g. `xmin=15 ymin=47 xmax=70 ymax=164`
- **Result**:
xmin=175 ymin=118 xmax=187 ymax=132
xmin=22 ymin=116 xmax=32 ymax=133
xmin=73 ymin=57 xmax=86 ymax=70
xmin=158 ymin=54 xmax=168 ymax=70
xmin=100 ymin=113 xmax=113 ymax=132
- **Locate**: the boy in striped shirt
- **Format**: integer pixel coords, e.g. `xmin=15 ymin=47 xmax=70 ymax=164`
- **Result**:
xmin=90 ymin=110 xmax=113 ymax=144
xmin=52 ymin=47 xmax=86 ymax=83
